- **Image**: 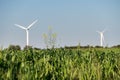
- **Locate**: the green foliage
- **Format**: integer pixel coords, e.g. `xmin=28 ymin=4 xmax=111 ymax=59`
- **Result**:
xmin=43 ymin=26 xmax=57 ymax=49
xmin=23 ymin=46 xmax=33 ymax=50
xmin=8 ymin=45 xmax=21 ymax=51
xmin=0 ymin=48 xmax=120 ymax=80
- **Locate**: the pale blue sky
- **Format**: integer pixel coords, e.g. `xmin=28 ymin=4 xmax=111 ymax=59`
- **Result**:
xmin=0 ymin=0 xmax=120 ymax=48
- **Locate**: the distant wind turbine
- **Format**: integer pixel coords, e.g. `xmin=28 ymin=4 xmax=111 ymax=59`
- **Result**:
xmin=96 ymin=30 xmax=106 ymax=46
xmin=14 ymin=20 xmax=38 ymax=46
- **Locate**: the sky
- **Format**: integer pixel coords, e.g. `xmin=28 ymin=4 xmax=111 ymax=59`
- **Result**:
xmin=0 ymin=0 xmax=120 ymax=48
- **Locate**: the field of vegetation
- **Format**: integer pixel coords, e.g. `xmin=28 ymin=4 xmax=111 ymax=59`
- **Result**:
xmin=0 ymin=47 xmax=120 ymax=80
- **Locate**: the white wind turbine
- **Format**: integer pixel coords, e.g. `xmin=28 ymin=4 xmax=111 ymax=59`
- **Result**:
xmin=14 ymin=20 xmax=38 ymax=46
xmin=96 ymin=30 xmax=106 ymax=47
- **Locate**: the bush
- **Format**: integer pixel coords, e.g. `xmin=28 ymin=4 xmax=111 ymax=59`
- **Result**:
xmin=8 ymin=45 xmax=21 ymax=51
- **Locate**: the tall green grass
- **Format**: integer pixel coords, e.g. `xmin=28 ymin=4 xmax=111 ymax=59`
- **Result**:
xmin=0 ymin=48 xmax=120 ymax=80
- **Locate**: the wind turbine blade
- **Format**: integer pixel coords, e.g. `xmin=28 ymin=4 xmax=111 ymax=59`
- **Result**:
xmin=27 ymin=20 xmax=38 ymax=29
xmin=14 ymin=24 xmax=26 ymax=30
xmin=102 ymin=29 xmax=107 ymax=33
xmin=96 ymin=31 xmax=100 ymax=34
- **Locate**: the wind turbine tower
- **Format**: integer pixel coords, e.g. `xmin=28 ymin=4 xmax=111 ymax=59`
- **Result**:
xmin=96 ymin=30 xmax=105 ymax=47
xmin=14 ymin=20 xmax=38 ymax=46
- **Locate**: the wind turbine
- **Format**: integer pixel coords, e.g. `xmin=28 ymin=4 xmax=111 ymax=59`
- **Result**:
xmin=14 ymin=20 xmax=38 ymax=46
xmin=96 ymin=30 xmax=106 ymax=47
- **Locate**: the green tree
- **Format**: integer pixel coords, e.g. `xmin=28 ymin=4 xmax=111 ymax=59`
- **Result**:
xmin=8 ymin=45 xmax=21 ymax=51
xmin=43 ymin=26 xmax=57 ymax=49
